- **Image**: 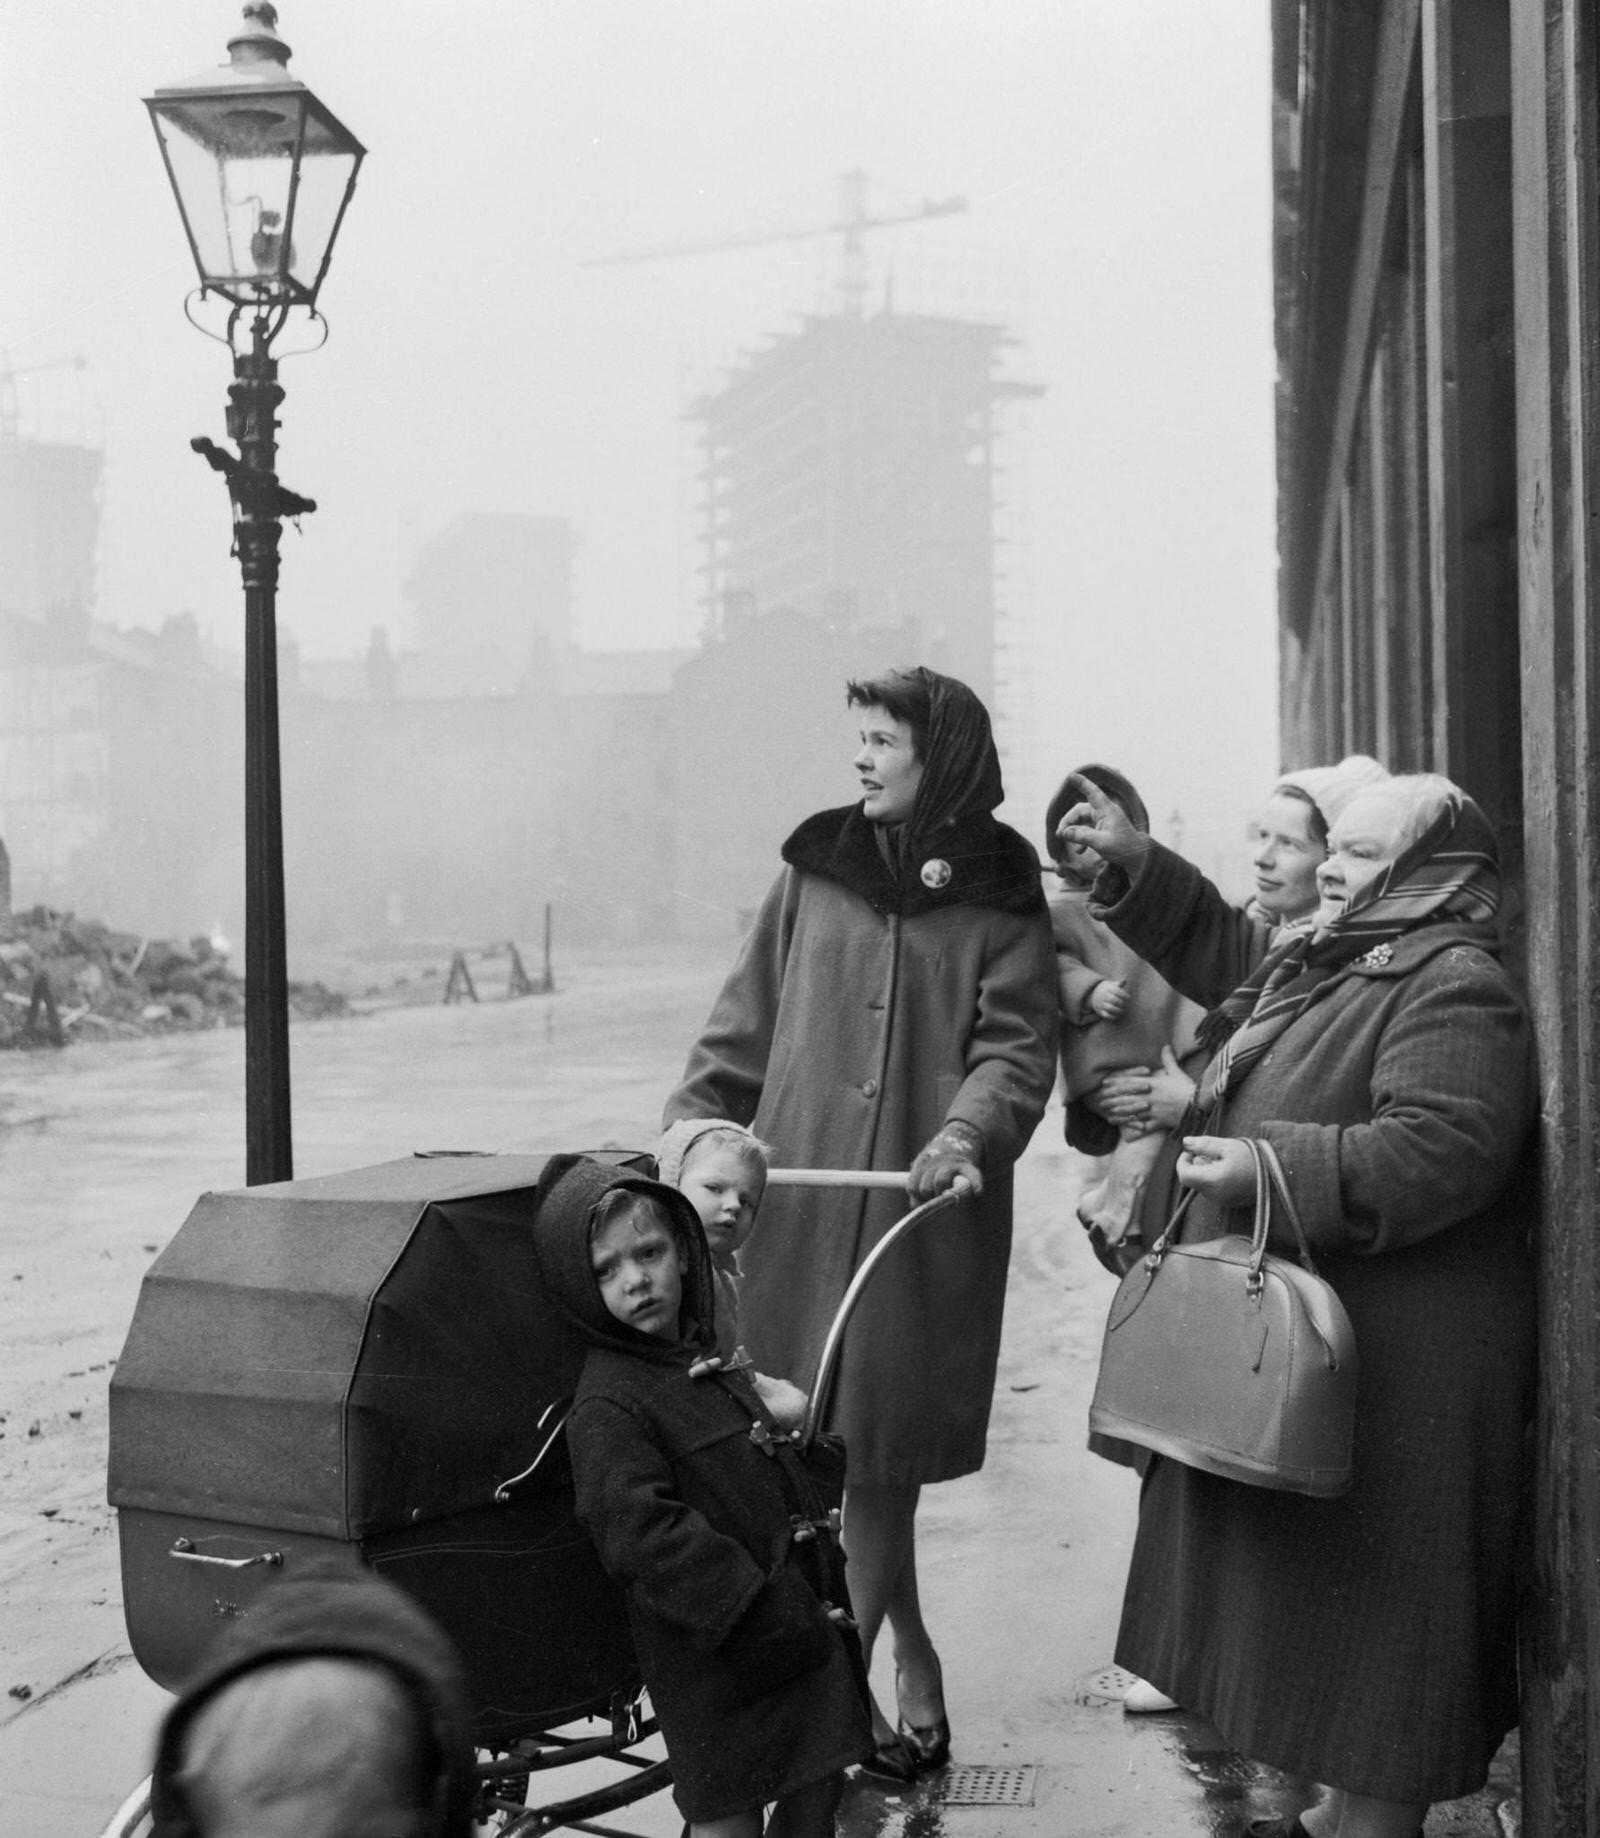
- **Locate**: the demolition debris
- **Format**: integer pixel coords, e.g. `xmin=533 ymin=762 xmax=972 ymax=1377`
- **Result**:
xmin=0 ymin=907 xmax=349 ymax=1049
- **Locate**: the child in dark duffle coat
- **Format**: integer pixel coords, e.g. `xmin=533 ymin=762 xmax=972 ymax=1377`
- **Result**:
xmin=531 ymin=1156 xmax=871 ymax=1838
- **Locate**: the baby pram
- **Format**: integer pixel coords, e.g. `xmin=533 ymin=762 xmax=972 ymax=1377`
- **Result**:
xmin=99 ymin=1151 xmax=961 ymax=1836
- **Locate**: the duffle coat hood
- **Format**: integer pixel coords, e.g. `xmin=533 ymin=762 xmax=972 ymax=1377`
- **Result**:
xmin=531 ymin=1154 xmax=717 ymax=1356
xmin=531 ymin=1155 xmax=870 ymax=1822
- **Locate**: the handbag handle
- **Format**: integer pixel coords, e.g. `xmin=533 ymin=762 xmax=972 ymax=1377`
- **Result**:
xmin=1139 ymin=1183 xmax=1196 ymax=1266
xmin=1247 ymin=1138 xmax=1320 ymax=1276
xmin=1141 ymin=1138 xmax=1319 ymax=1278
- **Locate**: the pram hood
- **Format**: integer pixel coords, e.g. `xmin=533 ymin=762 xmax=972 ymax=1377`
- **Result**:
xmin=108 ymin=1155 xmax=624 ymax=1541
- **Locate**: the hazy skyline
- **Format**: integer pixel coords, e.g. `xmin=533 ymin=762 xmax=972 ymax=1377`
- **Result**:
xmin=3 ymin=0 xmax=1278 ymax=871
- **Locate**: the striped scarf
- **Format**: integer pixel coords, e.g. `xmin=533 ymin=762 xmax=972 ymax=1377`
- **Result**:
xmin=1194 ymin=792 xmax=1501 ymax=1109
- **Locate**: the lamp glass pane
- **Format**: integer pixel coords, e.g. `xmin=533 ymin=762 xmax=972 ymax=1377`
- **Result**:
xmin=285 ymin=144 xmax=360 ymax=296
xmin=152 ymin=93 xmax=308 ymax=297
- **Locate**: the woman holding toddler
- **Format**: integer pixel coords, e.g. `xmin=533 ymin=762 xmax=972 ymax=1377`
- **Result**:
xmin=1059 ymin=768 xmax=1535 ymax=1838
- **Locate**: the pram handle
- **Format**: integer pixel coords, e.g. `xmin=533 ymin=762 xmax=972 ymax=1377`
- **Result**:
xmin=763 ymin=1168 xmax=910 ymax=1188
xmin=799 ymin=1185 xmax=970 ymax=1451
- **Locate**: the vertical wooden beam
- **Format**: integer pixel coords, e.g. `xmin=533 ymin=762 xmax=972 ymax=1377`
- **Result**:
xmin=1305 ymin=2 xmax=1423 ymax=629
xmin=1421 ymin=0 xmax=1520 ymax=844
xmin=1337 ymin=495 xmax=1356 ymax=751
xmin=1401 ymin=157 xmax=1435 ymax=771
xmin=1369 ymin=336 xmax=1397 ymax=757
xmin=1509 ymin=1 xmax=1600 ymax=1832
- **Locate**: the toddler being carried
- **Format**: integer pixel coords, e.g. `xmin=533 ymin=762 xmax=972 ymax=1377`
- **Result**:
xmin=1044 ymin=764 xmax=1205 ymax=1263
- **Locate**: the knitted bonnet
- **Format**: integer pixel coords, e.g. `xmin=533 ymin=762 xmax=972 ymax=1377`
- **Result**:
xmin=654 ymin=1118 xmax=767 ymax=1189
xmin=1274 ymin=753 xmax=1389 ymax=834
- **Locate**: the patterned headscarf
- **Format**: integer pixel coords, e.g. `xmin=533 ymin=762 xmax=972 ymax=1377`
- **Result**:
xmin=1196 ymin=785 xmax=1501 ymax=1106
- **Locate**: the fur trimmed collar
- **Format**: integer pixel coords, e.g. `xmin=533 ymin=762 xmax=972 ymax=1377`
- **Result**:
xmin=782 ymin=803 xmax=1045 ymax=919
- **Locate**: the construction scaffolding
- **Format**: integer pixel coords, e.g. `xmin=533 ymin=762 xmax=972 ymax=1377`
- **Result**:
xmin=696 ymin=307 xmax=1042 ymax=723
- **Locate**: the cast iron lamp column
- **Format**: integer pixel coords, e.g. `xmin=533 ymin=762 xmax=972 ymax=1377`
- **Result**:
xmin=145 ymin=2 xmax=363 ymax=1183
xmin=190 ymin=325 xmax=315 ymax=1184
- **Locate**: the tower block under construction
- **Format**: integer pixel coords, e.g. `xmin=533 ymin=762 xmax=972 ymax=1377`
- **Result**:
xmin=696 ymin=309 xmax=1042 ymax=708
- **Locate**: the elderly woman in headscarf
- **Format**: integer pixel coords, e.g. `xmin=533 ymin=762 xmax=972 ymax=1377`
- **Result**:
xmin=1091 ymin=753 xmax=1392 ymax=1158
xmin=1058 ymin=771 xmax=1535 ymax=1838
xmin=664 ymin=666 xmax=1058 ymax=1782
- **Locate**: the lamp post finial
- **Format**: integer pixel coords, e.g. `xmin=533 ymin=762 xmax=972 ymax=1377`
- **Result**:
xmin=229 ymin=3 xmax=292 ymax=67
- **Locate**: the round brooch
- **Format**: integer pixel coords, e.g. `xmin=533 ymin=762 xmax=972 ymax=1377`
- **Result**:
xmin=1355 ymin=942 xmax=1394 ymax=968
xmin=920 ymin=858 xmax=952 ymax=890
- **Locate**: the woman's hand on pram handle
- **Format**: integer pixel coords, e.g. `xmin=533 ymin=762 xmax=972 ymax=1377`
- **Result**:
xmin=908 ymin=1123 xmax=986 ymax=1203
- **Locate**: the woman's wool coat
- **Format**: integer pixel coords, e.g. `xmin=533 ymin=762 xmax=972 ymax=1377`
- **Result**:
xmin=1098 ymin=843 xmax=1536 ymax=1805
xmin=532 ymin=1157 xmax=870 ymax=1823
xmin=666 ymin=856 xmax=1058 ymax=1485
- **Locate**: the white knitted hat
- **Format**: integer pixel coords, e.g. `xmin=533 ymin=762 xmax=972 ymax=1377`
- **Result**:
xmin=653 ymin=1118 xmax=767 ymax=1188
xmin=1275 ymin=753 xmax=1389 ymax=831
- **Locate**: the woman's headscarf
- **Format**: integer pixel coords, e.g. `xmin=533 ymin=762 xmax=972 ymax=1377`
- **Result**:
xmin=1196 ymin=784 xmax=1501 ymax=1104
xmin=903 ymin=667 xmax=1005 ymax=837
xmin=781 ymin=665 xmax=1042 ymax=918
xmin=531 ymin=1154 xmax=718 ymax=1360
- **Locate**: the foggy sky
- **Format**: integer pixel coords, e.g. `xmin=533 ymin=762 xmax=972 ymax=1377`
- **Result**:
xmin=2 ymin=0 xmax=1277 ymax=875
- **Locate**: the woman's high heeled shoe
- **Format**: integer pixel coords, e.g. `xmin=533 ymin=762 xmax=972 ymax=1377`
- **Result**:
xmin=857 ymin=1735 xmax=919 ymax=1785
xmin=896 ymin=1712 xmax=951 ymax=1771
xmin=894 ymin=1664 xmax=951 ymax=1771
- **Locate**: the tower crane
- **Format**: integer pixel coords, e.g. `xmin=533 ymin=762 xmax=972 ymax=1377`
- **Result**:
xmin=582 ymin=170 xmax=967 ymax=317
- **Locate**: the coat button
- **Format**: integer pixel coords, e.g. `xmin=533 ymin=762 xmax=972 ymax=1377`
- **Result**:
xmin=862 ymin=1078 xmax=879 ymax=1097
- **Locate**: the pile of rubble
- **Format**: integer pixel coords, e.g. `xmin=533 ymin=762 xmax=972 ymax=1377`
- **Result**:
xmin=0 ymin=906 xmax=349 ymax=1049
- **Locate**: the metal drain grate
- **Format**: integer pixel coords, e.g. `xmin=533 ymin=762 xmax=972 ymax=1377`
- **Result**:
xmin=938 ymin=1764 xmax=1037 ymax=1806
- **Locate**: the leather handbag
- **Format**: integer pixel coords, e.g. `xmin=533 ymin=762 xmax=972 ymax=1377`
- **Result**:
xmin=1088 ymin=1137 xmax=1358 ymax=1497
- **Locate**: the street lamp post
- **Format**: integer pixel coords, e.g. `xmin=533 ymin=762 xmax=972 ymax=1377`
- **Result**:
xmin=145 ymin=3 xmax=363 ymax=1184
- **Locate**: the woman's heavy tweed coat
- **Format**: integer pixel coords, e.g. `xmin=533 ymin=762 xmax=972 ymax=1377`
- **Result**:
xmin=1098 ymin=842 xmax=1536 ymax=1804
xmin=532 ymin=1158 xmax=870 ymax=1822
xmin=666 ymin=843 xmax=1058 ymax=1485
